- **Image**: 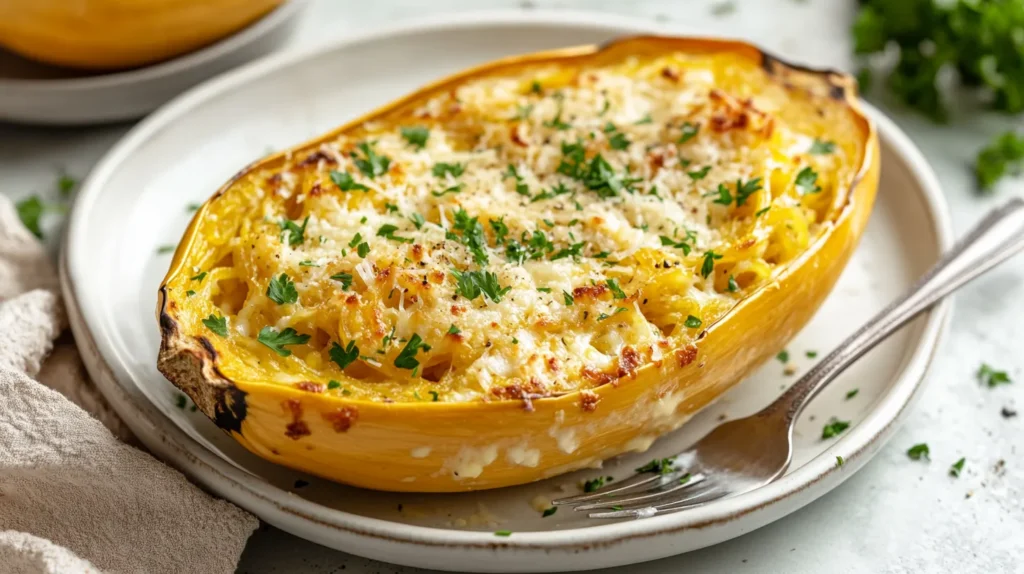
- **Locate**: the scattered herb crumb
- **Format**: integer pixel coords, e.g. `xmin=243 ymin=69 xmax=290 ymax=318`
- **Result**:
xmin=821 ymin=418 xmax=851 ymax=439
xmin=494 ymin=530 xmax=512 ymax=537
xmin=542 ymin=507 xmax=557 ymax=518
xmin=836 ymin=455 xmax=845 ymax=467
xmin=949 ymin=457 xmax=966 ymax=478
xmin=977 ymin=363 xmax=1012 ymax=387
xmin=907 ymin=443 xmax=930 ymax=461
xmin=776 ymin=350 xmax=790 ymax=363
xmin=846 ymin=388 xmax=859 ymax=400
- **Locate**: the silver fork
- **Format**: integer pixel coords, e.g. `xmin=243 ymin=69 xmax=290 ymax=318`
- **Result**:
xmin=553 ymin=199 xmax=1024 ymax=519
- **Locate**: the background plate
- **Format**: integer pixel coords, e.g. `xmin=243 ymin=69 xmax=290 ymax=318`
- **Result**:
xmin=61 ymin=12 xmax=952 ymax=573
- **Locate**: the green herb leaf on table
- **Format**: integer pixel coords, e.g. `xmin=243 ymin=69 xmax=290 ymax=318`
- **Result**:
xmin=977 ymin=363 xmax=1012 ymax=387
xmin=907 ymin=443 xmax=930 ymax=461
xmin=949 ymin=457 xmax=966 ymax=477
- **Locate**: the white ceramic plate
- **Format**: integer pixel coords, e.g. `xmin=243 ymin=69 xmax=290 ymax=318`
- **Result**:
xmin=0 ymin=0 xmax=305 ymax=125
xmin=61 ymin=11 xmax=953 ymax=573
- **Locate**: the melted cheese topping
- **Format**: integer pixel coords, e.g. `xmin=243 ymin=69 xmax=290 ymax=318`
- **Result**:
xmin=173 ymin=51 xmax=863 ymax=403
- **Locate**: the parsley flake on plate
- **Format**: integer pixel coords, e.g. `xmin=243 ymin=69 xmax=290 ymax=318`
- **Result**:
xmin=821 ymin=418 xmax=851 ymax=439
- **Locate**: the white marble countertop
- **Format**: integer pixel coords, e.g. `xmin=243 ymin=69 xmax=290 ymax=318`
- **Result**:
xmin=2 ymin=1 xmax=1020 ymax=572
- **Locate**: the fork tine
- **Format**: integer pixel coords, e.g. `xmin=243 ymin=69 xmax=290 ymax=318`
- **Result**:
xmin=550 ymin=472 xmax=663 ymax=506
xmin=586 ymin=485 xmax=727 ymax=519
xmin=570 ymin=473 xmax=706 ymax=511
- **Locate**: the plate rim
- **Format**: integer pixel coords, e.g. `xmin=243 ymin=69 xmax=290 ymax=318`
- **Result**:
xmin=61 ymin=8 xmax=954 ymax=557
xmin=0 ymin=0 xmax=307 ymax=91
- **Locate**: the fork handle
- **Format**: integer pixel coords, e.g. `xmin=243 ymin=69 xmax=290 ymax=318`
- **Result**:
xmin=764 ymin=198 xmax=1024 ymax=425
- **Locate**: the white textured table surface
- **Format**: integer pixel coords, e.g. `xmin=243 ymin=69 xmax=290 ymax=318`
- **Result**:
xmin=2 ymin=1 xmax=1021 ymax=573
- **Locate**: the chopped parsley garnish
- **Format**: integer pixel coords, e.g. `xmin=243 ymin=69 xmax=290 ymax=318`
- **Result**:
xmin=428 ymin=390 xmax=439 ymax=401
xmin=678 ymin=121 xmax=700 ymax=143
xmin=688 ymin=165 xmax=711 ymax=180
xmin=447 ymin=324 xmax=461 ymax=335
xmin=329 ymin=340 xmax=360 ymax=370
xmin=503 ymin=164 xmax=530 ymax=196
xmin=494 ymin=530 xmax=513 ymax=537
xmin=489 ymin=217 xmax=509 ymax=244
xmin=821 ymin=418 xmax=851 ymax=439
xmin=602 ymin=122 xmax=631 ymax=150
xmin=795 ymin=167 xmax=822 ymax=195
xmin=582 ymin=475 xmax=613 ymax=492
xmin=409 ymin=212 xmax=425 ymax=229
xmin=542 ymin=507 xmax=557 ymax=518
xmin=191 ymin=271 xmax=207 ymax=282
xmin=678 ymin=473 xmax=692 ymax=484
xmin=777 ymin=350 xmax=789 ymax=362
xmin=514 ymin=104 xmax=533 ymax=120
xmin=352 ymin=141 xmax=390 ymax=179
xmin=708 ymin=184 xmax=732 ymax=205
xmin=597 ymin=307 xmax=627 ymax=321
xmin=836 ymin=456 xmax=845 ymax=467
xmin=348 ymin=233 xmax=363 ymax=248
xmin=327 ymin=380 xmax=341 ymax=390
xmin=452 ymin=269 xmax=510 ymax=302
xmin=394 ymin=333 xmax=430 ymax=370
xmin=634 ymin=113 xmax=653 ymax=125
xmin=400 ymin=126 xmax=429 ymax=150
xmin=157 ymin=245 xmax=176 ymax=254
xmin=606 ymin=278 xmax=626 ymax=299
xmin=659 ymin=234 xmax=693 ymax=255
xmin=734 ymin=177 xmax=763 ymax=206
xmin=684 ymin=315 xmax=702 ymax=329
xmin=845 ymin=388 xmax=859 ymax=400
xmin=755 ymin=206 xmax=771 ymax=217
xmin=432 ymin=162 xmax=465 ymax=178
xmin=563 ymin=291 xmax=574 ymax=306
xmin=906 ymin=443 xmax=930 ymax=461
xmin=537 ymin=287 xmax=552 ymax=293
xmin=977 ymin=363 xmax=1012 ymax=387
xmin=186 ymin=203 xmax=201 ymax=212
xmin=202 ymin=314 xmax=228 ymax=337
xmin=543 ymin=103 xmax=572 ymax=130
xmin=530 ymin=80 xmax=542 ymax=94
xmin=329 ymin=170 xmax=369 ymax=192
xmin=727 ymin=275 xmax=739 ymax=292
xmin=356 ymin=242 xmax=370 ymax=258
xmin=551 ymin=241 xmax=585 ymax=261
xmin=266 ymin=273 xmax=298 ymax=305
xmin=298 ymin=260 xmax=319 ymax=267
xmin=447 ymin=208 xmax=489 ymax=265
xmin=185 ymin=290 xmax=196 ymax=297
xmin=175 ymin=394 xmax=188 ymax=409
xmin=636 ymin=457 xmax=675 ymax=474
xmin=810 ymin=139 xmax=836 ymax=155
xmin=376 ymin=223 xmax=413 ymax=243
xmin=331 ymin=272 xmax=353 ymax=290
xmin=949 ymin=457 xmax=966 ymax=477
xmin=431 ymin=184 xmax=463 ymax=198
xmin=700 ymin=250 xmax=722 ymax=279
xmin=530 ymin=182 xmax=571 ymax=203
xmin=806 ymin=350 xmax=819 ymax=358
xmin=279 ymin=216 xmax=309 ymax=247
xmin=558 ymin=143 xmax=640 ymax=198
xmin=257 ymin=326 xmax=310 ymax=357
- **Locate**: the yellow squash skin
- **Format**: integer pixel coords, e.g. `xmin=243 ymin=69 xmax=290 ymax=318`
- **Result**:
xmin=157 ymin=36 xmax=879 ymax=492
xmin=0 ymin=0 xmax=281 ymax=70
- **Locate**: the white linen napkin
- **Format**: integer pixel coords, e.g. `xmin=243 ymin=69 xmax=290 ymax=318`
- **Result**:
xmin=0 ymin=195 xmax=259 ymax=574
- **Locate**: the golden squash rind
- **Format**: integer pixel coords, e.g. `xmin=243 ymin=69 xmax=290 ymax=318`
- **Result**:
xmin=157 ymin=35 xmax=879 ymax=492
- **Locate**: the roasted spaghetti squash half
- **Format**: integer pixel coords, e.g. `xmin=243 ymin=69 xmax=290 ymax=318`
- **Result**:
xmin=158 ymin=36 xmax=878 ymax=492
